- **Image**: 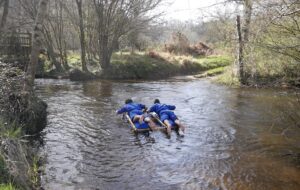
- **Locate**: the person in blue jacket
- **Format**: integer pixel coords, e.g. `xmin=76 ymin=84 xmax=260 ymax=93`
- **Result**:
xmin=148 ymin=99 xmax=185 ymax=136
xmin=116 ymin=99 xmax=145 ymax=120
xmin=116 ymin=99 xmax=158 ymax=131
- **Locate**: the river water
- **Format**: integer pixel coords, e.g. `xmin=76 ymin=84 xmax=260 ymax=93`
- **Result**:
xmin=35 ymin=78 xmax=300 ymax=190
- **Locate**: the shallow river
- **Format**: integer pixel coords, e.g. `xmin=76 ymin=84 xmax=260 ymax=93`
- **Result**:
xmin=35 ymin=77 xmax=300 ymax=190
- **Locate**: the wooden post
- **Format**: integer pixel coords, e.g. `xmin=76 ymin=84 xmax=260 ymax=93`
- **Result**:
xmin=125 ymin=114 xmax=137 ymax=132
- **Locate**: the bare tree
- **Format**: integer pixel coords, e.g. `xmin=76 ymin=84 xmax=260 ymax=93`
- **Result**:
xmin=24 ymin=0 xmax=49 ymax=91
xmin=85 ymin=3 xmax=99 ymax=61
xmin=43 ymin=0 xmax=69 ymax=72
xmin=75 ymin=0 xmax=88 ymax=72
xmin=254 ymin=0 xmax=300 ymax=63
xmin=55 ymin=0 xmax=70 ymax=70
xmin=228 ymin=0 xmax=253 ymax=83
xmin=93 ymin=0 xmax=162 ymax=70
xmin=17 ymin=0 xmax=66 ymax=72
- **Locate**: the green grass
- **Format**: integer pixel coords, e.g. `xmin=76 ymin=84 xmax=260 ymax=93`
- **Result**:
xmin=214 ymin=66 xmax=240 ymax=86
xmin=106 ymin=52 xmax=232 ymax=79
xmin=193 ymin=55 xmax=232 ymax=65
xmin=60 ymin=51 xmax=233 ymax=79
xmin=67 ymin=52 xmax=81 ymax=69
xmin=0 ymin=121 xmax=20 ymax=189
xmin=0 ymin=120 xmax=22 ymax=139
xmin=194 ymin=66 xmax=227 ymax=78
xmin=0 ymin=155 xmax=10 ymax=184
xmin=107 ymin=52 xmax=181 ymax=79
xmin=206 ymin=67 xmax=226 ymax=76
xmin=28 ymin=156 xmax=40 ymax=188
xmin=210 ymin=47 xmax=300 ymax=87
xmin=0 ymin=183 xmax=16 ymax=190
xmin=0 ymin=119 xmax=35 ymax=190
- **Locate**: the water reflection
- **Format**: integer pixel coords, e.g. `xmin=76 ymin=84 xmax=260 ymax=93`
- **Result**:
xmin=82 ymin=80 xmax=113 ymax=98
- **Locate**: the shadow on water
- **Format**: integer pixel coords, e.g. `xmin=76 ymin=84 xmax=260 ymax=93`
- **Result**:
xmin=35 ymin=78 xmax=300 ymax=190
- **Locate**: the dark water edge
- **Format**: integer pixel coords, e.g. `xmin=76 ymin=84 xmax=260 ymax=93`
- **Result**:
xmin=35 ymin=77 xmax=300 ymax=190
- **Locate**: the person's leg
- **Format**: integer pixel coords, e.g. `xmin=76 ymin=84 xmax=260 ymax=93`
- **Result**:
xmin=131 ymin=110 xmax=144 ymax=122
xmin=168 ymin=111 xmax=185 ymax=133
xmin=163 ymin=119 xmax=172 ymax=137
xmin=174 ymin=119 xmax=185 ymax=133
xmin=146 ymin=118 xmax=159 ymax=131
xmin=134 ymin=114 xmax=161 ymax=131
xmin=160 ymin=112 xmax=172 ymax=136
xmin=132 ymin=115 xmax=140 ymax=122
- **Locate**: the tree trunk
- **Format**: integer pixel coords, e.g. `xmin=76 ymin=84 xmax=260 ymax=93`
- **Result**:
xmin=47 ymin=44 xmax=64 ymax=72
xmin=0 ymin=0 xmax=9 ymax=32
xmin=75 ymin=0 xmax=88 ymax=72
xmin=99 ymin=48 xmax=111 ymax=70
xmin=24 ymin=0 xmax=49 ymax=92
xmin=243 ymin=0 xmax=252 ymax=43
xmin=236 ymin=15 xmax=246 ymax=85
xmin=58 ymin=1 xmax=70 ymax=71
xmin=99 ymin=34 xmax=111 ymax=70
xmin=43 ymin=27 xmax=64 ymax=72
xmin=62 ymin=38 xmax=70 ymax=70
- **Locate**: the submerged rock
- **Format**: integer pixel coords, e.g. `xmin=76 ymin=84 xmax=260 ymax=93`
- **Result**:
xmin=69 ymin=69 xmax=96 ymax=81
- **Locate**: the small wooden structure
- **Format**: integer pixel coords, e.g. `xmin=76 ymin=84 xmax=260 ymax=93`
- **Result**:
xmin=0 ymin=32 xmax=31 ymax=61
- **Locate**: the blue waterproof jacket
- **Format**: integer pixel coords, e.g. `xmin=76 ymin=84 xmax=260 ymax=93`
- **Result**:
xmin=117 ymin=103 xmax=145 ymax=115
xmin=148 ymin=103 xmax=176 ymax=115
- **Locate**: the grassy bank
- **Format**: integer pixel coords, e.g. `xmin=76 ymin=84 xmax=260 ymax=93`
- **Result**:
xmin=101 ymin=52 xmax=232 ymax=79
xmin=0 ymin=153 xmax=12 ymax=189
xmin=0 ymin=183 xmax=15 ymax=190
xmin=65 ymin=51 xmax=232 ymax=80
xmin=0 ymin=64 xmax=47 ymax=189
xmin=56 ymin=50 xmax=300 ymax=87
xmin=214 ymin=65 xmax=241 ymax=86
xmin=213 ymin=56 xmax=300 ymax=88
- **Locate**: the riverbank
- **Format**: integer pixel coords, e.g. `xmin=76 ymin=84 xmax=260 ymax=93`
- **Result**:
xmin=40 ymin=51 xmax=300 ymax=89
xmin=43 ymin=51 xmax=232 ymax=81
xmin=213 ymin=66 xmax=300 ymax=89
xmin=0 ymin=63 xmax=47 ymax=189
xmin=100 ymin=52 xmax=232 ymax=80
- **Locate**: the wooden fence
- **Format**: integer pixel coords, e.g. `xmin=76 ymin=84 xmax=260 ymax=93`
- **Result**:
xmin=0 ymin=32 xmax=31 ymax=61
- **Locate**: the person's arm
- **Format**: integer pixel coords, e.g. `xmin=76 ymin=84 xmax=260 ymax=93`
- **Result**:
xmin=147 ymin=105 xmax=155 ymax=113
xmin=116 ymin=106 xmax=127 ymax=114
xmin=137 ymin=104 xmax=146 ymax=112
xmin=138 ymin=104 xmax=146 ymax=109
xmin=167 ymin=105 xmax=176 ymax=110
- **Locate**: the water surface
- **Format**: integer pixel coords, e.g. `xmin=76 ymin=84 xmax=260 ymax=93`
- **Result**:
xmin=35 ymin=78 xmax=300 ymax=190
